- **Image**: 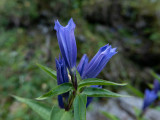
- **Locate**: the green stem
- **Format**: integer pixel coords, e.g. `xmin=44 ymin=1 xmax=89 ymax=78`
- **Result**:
xmin=65 ymin=91 xmax=76 ymax=111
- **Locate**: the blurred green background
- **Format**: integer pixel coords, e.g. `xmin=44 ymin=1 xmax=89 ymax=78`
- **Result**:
xmin=0 ymin=0 xmax=160 ymax=119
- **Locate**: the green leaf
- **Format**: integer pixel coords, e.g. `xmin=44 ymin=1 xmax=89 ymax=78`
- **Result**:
xmin=101 ymin=111 xmax=120 ymax=120
xmin=50 ymin=106 xmax=73 ymax=120
xmin=13 ymin=95 xmax=51 ymax=120
xmin=37 ymin=63 xmax=57 ymax=80
xmin=78 ymin=78 xmax=127 ymax=90
xmin=150 ymin=70 xmax=160 ymax=82
xmin=36 ymin=83 xmax=73 ymax=100
xmin=73 ymin=94 xmax=87 ymax=120
xmin=82 ymin=87 xmax=129 ymax=97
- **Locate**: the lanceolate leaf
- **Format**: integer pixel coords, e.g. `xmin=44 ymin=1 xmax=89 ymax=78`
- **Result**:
xmin=78 ymin=78 xmax=126 ymax=90
xmin=37 ymin=63 xmax=57 ymax=80
xmin=13 ymin=96 xmax=51 ymax=120
xmin=36 ymin=83 xmax=73 ymax=100
xmin=50 ymin=106 xmax=72 ymax=120
xmin=73 ymin=94 xmax=87 ymax=120
xmin=82 ymin=87 xmax=129 ymax=98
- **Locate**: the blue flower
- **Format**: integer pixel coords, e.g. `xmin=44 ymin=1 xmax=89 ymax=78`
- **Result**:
xmin=77 ymin=44 xmax=117 ymax=79
xmin=58 ymin=95 xmax=65 ymax=109
xmin=153 ymin=80 xmax=160 ymax=94
xmin=56 ymin=57 xmax=69 ymax=85
xmin=54 ymin=18 xmax=77 ymax=73
xmin=55 ymin=56 xmax=69 ymax=108
xmin=81 ymin=44 xmax=117 ymax=79
xmin=142 ymin=89 xmax=158 ymax=110
xmin=77 ymin=54 xmax=88 ymax=77
xmin=77 ymin=44 xmax=117 ymax=107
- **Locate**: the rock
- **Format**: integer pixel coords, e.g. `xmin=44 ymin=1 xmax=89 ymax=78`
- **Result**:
xmin=87 ymin=99 xmax=135 ymax=120
xmin=86 ymin=91 xmax=160 ymax=120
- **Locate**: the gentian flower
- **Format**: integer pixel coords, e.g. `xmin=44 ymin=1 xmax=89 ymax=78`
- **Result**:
xmin=78 ymin=44 xmax=117 ymax=106
xmin=80 ymin=44 xmax=117 ymax=79
xmin=77 ymin=54 xmax=88 ymax=77
xmin=142 ymin=89 xmax=158 ymax=111
xmin=56 ymin=56 xmax=69 ymax=108
xmin=54 ymin=18 xmax=77 ymax=73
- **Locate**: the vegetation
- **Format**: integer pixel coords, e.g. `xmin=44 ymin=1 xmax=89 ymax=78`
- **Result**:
xmin=0 ymin=0 xmax=160 ymax=119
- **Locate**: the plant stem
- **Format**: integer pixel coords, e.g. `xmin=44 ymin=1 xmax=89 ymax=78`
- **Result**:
xmin=65 ymin=71 xmax=78 ymax=111
xmin=65 ymin=91 xmax=76 ymax=111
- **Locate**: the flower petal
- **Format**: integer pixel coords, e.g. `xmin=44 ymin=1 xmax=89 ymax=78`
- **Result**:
xmin=54 ymin=18 xmax=77 ymax=71
xmin=77 ymin=54 xmax=89 ymax=77
xmin=83 ymin=44 xmax=117 ymax=78
xmin=142 ymin=89 xmax=157 ymax=110
xmin=58 ymin=95 xmax=64 ymax=108
xmin=55 ymin=56 xmax=69 ymax=84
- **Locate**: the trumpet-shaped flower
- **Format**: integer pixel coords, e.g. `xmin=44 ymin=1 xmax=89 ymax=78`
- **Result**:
xmin=54 ymin=18 xmax=77 ymax=72
xmin=81 ymin=44 xmax=117 ymax=79
xmin=56 ymin=57 xmax=69 ymax=108
xmin=78 ymin=44 xmax=117 ymax=106
xmin=77 ymin=54 xmax=88 ymax=77
xmin=142 ymin=89 xmax=158 ymax=110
